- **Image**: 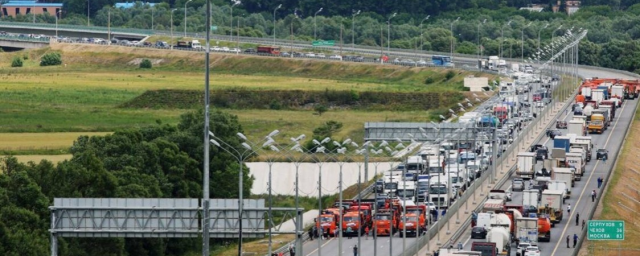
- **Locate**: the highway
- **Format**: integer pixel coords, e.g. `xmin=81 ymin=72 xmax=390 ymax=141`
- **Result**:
xmin=456 ymin=73 xmax=638 ymax=256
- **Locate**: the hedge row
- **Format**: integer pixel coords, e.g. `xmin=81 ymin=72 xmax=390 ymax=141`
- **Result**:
xmin=121 ymin=89 xmax=464 ymax=111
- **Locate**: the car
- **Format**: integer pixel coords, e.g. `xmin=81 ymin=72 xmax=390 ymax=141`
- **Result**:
xmin=556 ymin=120 xmax=567 ymax=129
xmin=471 ymin=226 xmax=487 ymax=239
xmin=211 ymin=46 xmax=222 ymax=51
xmin=516 ymin=242 xmax=531 ymax=256
xmin=513 ymin=178 xmax=525 ymax=191
xmin=244 ymin=48 xmax=257 ymax=53
xmin=155 ymin=41 xmax=169 ymax=48
xmin=536 ymin=148 xmax=548 ymax=161
xmin=304 ymin=52 xmax=316 ymax=57
xmin=316 ymin=53 xmax=326 ymax=58
xmin=549 ymin=129 xmax=562 ymax=139
xmin=524 ymin=245 xmax=541 ymax=256
xmin=530 ymin=144 xmax=545 ymax=153
xmin=279 ymin=51 xmax=291 ymax=57
xmin=229 ymin=48 xmax=241 ymax=53
xmin=329 ymin=54 xmax=342 ymax=60
xmin=221 ymin=47 xmax=230 ymax=52
xmin=417 ymin=59 xmax=428 ymax=66
xmin=424 ymin=202 xmax=436 ymax=211
xmin=596 ymin=149 xmax=609 ymax=160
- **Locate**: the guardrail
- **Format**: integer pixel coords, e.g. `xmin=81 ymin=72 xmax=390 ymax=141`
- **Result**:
xmin=0 ymin=21 xmax=151 ymax=35
xmin=0 ymin=34 xmax=50 ymax=43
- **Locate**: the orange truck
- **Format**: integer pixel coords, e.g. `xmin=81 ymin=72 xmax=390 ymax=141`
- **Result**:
xmin=374 ymin=209 xmax=397 ymax=236
xmin=405 ymin=205 xmax=427 ymax=230
xmin=398 ymin=213 xmax=422 ymax=237
xmin=317 ymin=210 xmax=340 ymax=237
xmin=349 ymin=205 xmax=373 ymax=228
xmin=538 ymin=215 xmax=552 ymax=242
xmin=342 ymin=211 xmax=365 ymax=236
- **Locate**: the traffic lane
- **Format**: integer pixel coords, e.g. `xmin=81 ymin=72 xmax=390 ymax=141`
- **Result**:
xmin=302 ymin=233 xmax=420 ymax=256
xmin=548 ymin=99 xmax=635 ymax=256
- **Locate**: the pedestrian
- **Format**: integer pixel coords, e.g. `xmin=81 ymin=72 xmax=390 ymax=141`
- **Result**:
xmin=365 ymin=226 xmax=370 ymax=240
xmin=353 ymin=244 xmax=358 ymax=256
xmin=603 ymin=155 xmax=607 ymax=164
xmin=458 ymin=241 xmax=463 ymax=250
xmin=582 ymin=220 xmax=586 ymax=230
xmin=567 ymin=204 xmax=571 ymax=215
xmin=576 ymin=213 xmax=580 ymax=226
xmin=289 ymin=244 xmax=295 ymax=256
xmin=573 ymin=233 xmax=578 ymax=248
xmin=591 ymin=190 xmax=597 ymax=202
xmin=346 ymin=226 xmax=352 ymax=239
xmin=566 ymin=235 xmax=570 ymax=248
xmin=597 ymin=177 xmax=603 ymax=189
xmin=308 ymin=227 xmax=314 ymax=241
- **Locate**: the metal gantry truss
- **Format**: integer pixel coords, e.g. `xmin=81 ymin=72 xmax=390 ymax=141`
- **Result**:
xmin=49 ymin=198 xmax=301 ymax=256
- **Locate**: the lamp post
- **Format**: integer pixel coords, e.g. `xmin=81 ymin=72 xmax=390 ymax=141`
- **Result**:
xmin=87 ymin=0 xmax=90 ymax=26
xmin=55 ymin=10 xmax=60 ymax=38
xmin=184 ymin=0 xmax=192 ymax=37
xmin=230 ymin=1 xmax=241 ymax=42
xmin=521 ymin=22 xmax=532 ymax=63
xmin=32 ymin=1 xmax=35 ymax=23
xmin=500 ymin=20 xmax=512 ymax=58
xmin=273 ymin=4 xmax=282 ymax=45
xmin=209 ymin=132 xmax=276 ymax=256
xmin=387 ymin=12 xmax=397 ymax=57
xmin=537 ymin=23 xmax=549 ymax=64
xmin=314 ymin=7 xmax=323 ymax=41
xmin=351 ymin=9 xmax=360 ymax=50
xmin=418 ymin=15 xmax=430 ymax=54
xmin=477 ymin=19 xmax=486 ymax=61
xmin=150 ymin=5 xmax=154 ymax=30
xmin=286 ymin=137 xmax=307 ymax=256
xmin=450 ymin=17 xmax=459 ymax=61
xmin=171 ymin=9 xmax=176 ymax=49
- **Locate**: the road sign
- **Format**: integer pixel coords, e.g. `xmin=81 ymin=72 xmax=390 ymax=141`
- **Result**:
xmin=312 ymin=40 xmax=334 ymax=46
xmin=587 ymin=220 xmax=624 ymax=240
xmin=210 ymin=26 xmax=218 ymax=31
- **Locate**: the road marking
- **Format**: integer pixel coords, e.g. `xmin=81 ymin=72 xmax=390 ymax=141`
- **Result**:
xmin=462 ymin=235 xmax=471 ymax=247
xmin=304 ymin=237 xmax=335 ymax=256
xmin=550 ymin=101 xmax=628 ymax=256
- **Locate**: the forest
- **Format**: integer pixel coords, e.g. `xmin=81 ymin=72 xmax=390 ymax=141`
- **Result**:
xmin=0 ymin=110 xmax=253 ymax=255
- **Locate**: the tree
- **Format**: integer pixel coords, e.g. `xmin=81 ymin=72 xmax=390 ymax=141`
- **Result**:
xmin=10 ymin=56 xmax=22 ymax=67
xmin=314 ymin=104 xmax=328 ymax=115
xmin=40 ymin=52 xmax=62 ymax=66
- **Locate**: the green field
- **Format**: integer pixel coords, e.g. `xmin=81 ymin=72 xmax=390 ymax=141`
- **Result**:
xmin=0 ymin=43 xmax=492 ymax=155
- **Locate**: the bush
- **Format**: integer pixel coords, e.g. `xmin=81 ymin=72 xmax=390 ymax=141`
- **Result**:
xmin=40 ymin=52 xmax=62 ymax=66
xmin=425 ymin=77 xmax=435 ymax=84
xmin=139 ymin=59 xmax=152 ymax=69
xmin=11 ymin=56 xmax=23 ymax=67
xmin=22 ymin=54 xmax=28 ymax=60
xmin=445 ymin=70 xmax=456 ymax=81
xmin=314 ymin=104 xmax=328 ymax=116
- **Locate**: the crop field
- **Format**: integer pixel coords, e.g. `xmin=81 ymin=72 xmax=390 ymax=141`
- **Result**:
xmin=578 ymin=105 xmax=640 ymax=256
xmin=0 ymin=132 xmax=110 ymax=151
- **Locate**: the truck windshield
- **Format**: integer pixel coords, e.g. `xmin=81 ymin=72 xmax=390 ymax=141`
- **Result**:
xmin=320 ymin=217 xmax=333 ymax=222
xmin=385 ymin=183 xmax=398 ymax=190
xmin=396 ymin=189 xmax=415 ymax=198
xmin=406 ymin=163 xmax=423 ymax=171
xmin=344 ymin=216 xmax=360 ymax=222
xmin=403 ymin=216 xmax=418 ymax=222
xmin=375 ymin=215 xmax=390 ymax=220
xmin=429 ymin=185 xmax=447 ymax=194
xmin=428 ymin=166 xmax=443 ymax=174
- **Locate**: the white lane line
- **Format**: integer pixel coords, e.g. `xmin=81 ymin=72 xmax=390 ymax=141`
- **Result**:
xmin=550 ymin=101 xmax=628 ymax=256
xmin=304 ymin=237 xmax=335 ymax=256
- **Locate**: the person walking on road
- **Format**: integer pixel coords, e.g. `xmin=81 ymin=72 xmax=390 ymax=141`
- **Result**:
xmin=573 ymin=233 xmax=578 ymax=248
xmin=603 ymin=155 xmax=607 ymax=164
xmin=567 ymin=204 xmax=571 ymax=215
xmin=582 ymin=220 xmax=586 ymax=230
xmin=566 ymin=235 xmax=570 ymax=248
xmin=365 ymin=226 xmax=369 ymax=240
xmin=591 ymin=190 xmax=597 ymax=202
xmin=353 ymin=244 xmax=358 ymax=256
xmin=576 ymin=213 xmax=580 ymax=226
xmin=458 ymin=242 xmax=463 ymax=250
xmin=597 ymin=177 xmax=603 ymax=189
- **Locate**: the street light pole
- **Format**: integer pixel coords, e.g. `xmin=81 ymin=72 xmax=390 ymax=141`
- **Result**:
xmin=314 ymin=7 xmax=323 ymax=41
xmin=230 ymin=1 xmax=241 ymax=43
xmin=500 ymin=20 xmax=512 ymax=58
xmin=537 ymin=23 xmax=549 ymax=65
xmin=87 ymin=0 xmax=90 ymax=26
xmin=477 ymin=19 xmax=486 ymax=61
xmin=387 ymin=12 xmax=397 ymax=57
xmin=450 ymin=17 xmax=460 ymax=61
xmin=521 ymin=22 xmax=532 ymax=63
xmin=184 ymin=0 xmax=192 ymax=37
xmin=55 ymin=10 xmax=60 ymax=38
xmin=273 ymin=4 xmax=282 ymax=46
xmin=171 ymin=9 xmax=176 ymax=49
xmin=150 ymin=5 xmax=154 ymax=30
xmin=202 ymin=0 xmax=212 ymax=254
xmin=418 ymin=15 xmax=430 ymax=54
xmin=352 ymin=9 xmax=360 ymax=51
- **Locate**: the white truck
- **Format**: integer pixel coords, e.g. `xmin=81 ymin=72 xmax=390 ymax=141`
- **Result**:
xmin=427 ymin=156 xmax=444 ymax=174
xmin=548 ymin=180 xmax=570 ymax=199
xmin=565 ymin=152 xmax=584 ymax=180
xmin=522 ymin=189 xmax=539 ymax=212
xmin=611 ymin=85 xmax=625 ymax=101
xmin=396 ymin=182 xmax=416 ymax=200
xmin=483 ymin=199 xmax=506 ymax=213
xmin=540 ymin=190 xmax=564 ymax=225
xmin=554 ymin=167 xmax=575 ymax=188
xmin=516 ymin=217 xmax=539 ymax=244
xmin=568 ymin=120 xmax=585 ymax=136
xmin=517 ymin=152 xmax=536 ymax=179
xmin=428 ymin=177 xmax=449 ymax=208
xmin=592 ymin=89 xmax=605 ymax=103
xmin=487 ymin=226 xmax=511 ymax=256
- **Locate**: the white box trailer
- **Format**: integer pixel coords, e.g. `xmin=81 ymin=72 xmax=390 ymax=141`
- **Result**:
xmin=566 ymin=152 xmax=584 ymax=180
xmin=568 ymin=120 xmax=585 ymax=136
xmin=548 ymin=180 xmax=570 ymax=199
xmin=516 ymin=217 xmax=539 ymax=244
xmin=522 ymin=189 xmax=539 ymax=210
xmin=516 ymin=152 xmax=536 ymax=179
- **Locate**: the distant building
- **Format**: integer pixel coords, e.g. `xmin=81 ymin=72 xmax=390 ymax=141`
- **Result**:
xmin=552 ymin=0 xmax=581 ymax=15
xmin=1 ymin=0 xmax=62 ymax=18
xmin=114 ymin=2 xmax=156 ymax=9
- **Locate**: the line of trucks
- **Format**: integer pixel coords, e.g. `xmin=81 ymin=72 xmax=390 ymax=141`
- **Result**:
xmin=574 ymin=77 xmax=639 ymax=134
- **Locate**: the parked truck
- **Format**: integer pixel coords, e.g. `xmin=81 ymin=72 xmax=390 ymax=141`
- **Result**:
xmin=516 ymin=217 xmax=539 ymax=244
xmin=565 ymin=152 xmax=584 ymax=180
xmin=547 ymin=180 xmax=570 ymax=199
xmin=553 ymin=136 xmax=572 ymax=152
xmin=522 ymin=189 xmax=540 ymax=215
xmin=539 ymin=190 xmax=564 ymax=225
xmin=471 ymin=242 xmax=498 ymax=256
xmin=486 ymin=227 xmax=511 ymax=256
xmin=571 ymin=136 xmax=592 ymax=162
xmin=593 ymin=108 xmax=611 ymax=129
xmin=538 ymin=215 xmax=552 ymax=242
xmin=483 ymin=199 xmax=506 ymax=213
xmin=517 ymin=152 xmax=536 ymax=179
xmin=374 ymin=209 xmax=398 ymax=236
xmin=568 ymin=120 xmax=586 ymax=136
xmin=588 ymin=114 xmax=606 ymax=134
xmin=554 ymin=167 xmax=575 ymax=188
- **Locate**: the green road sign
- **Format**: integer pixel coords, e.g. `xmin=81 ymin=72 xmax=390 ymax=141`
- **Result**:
xmin=587 ymin=220 xmax=624 ymax=240
xmin=210 ymin=26 xmax=218 ymax=31
xmin=312 ymin=40 xmax=335 ymax=46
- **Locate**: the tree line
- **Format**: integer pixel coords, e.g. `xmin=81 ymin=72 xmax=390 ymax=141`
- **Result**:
xmin=0 ymin=110 xmax=253 ymax=255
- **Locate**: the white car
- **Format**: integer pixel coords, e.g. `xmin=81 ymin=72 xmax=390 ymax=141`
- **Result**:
xmin=221 ymin=47 xmax=230 ymax=52
xmin=211 ymin=46 xmax=222 ymax=51
xmin=417 ymin=59 xmax=428 ymax=66
xmin=329 ymin=55 xmax=342 ymax=60
xmin=305 ymin=52 xmax=316 ymax=57
xmin=229 ymin=48 xmax=241 ymax=53
xmin=516 ymin=242 xmax=531 ymax=256
xmin=524 ymin=245 xmax=541 ymax=256
xmin=424 ymin=202 xmax=436 ymax=211
xmin=316 ymin=53 xmax=326 ymax=58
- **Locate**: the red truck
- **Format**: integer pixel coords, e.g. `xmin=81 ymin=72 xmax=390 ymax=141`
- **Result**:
xmin=257 ymin=46 xmax=281 ymax=55
xmin=471 ymin=242 xmax=497 ymax=256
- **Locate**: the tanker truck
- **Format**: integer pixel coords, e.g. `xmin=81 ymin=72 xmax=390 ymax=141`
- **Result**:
xmin=486 ymin=227 xmax=511 ymax=256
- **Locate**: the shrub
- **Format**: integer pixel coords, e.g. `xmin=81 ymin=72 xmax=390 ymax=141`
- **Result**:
xmin=445 ymin=70 xmax=456 ymax=81
xmin=139 ymin=59 xmax=152 ymax=69
xmin=11 ymin=56 xmax=23 ymax=67
xmin=425 ymin=77 xmax=435 ymax=84
xmin=40 ymin=52 xmax=62 ymax=66
xmin=314 ymin=104 xmax=328 ymax=116
xmin=23 ymin=54 xmax=28 ymax=60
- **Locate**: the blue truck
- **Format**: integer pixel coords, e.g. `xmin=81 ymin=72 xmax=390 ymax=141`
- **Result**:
xmin=431 ymin=55 xmax=454 ymax=67
xmin=553 ymin=136 xmax=571 ymax=152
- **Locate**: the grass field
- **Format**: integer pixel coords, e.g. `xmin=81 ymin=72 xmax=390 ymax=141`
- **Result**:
xmin=578 ymin=104 xmax=640 ymax=256
xmin=0 ymin=132 xmax=109 ymax=151
xmin=9 ymin=154 xmax=72 ymax=164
